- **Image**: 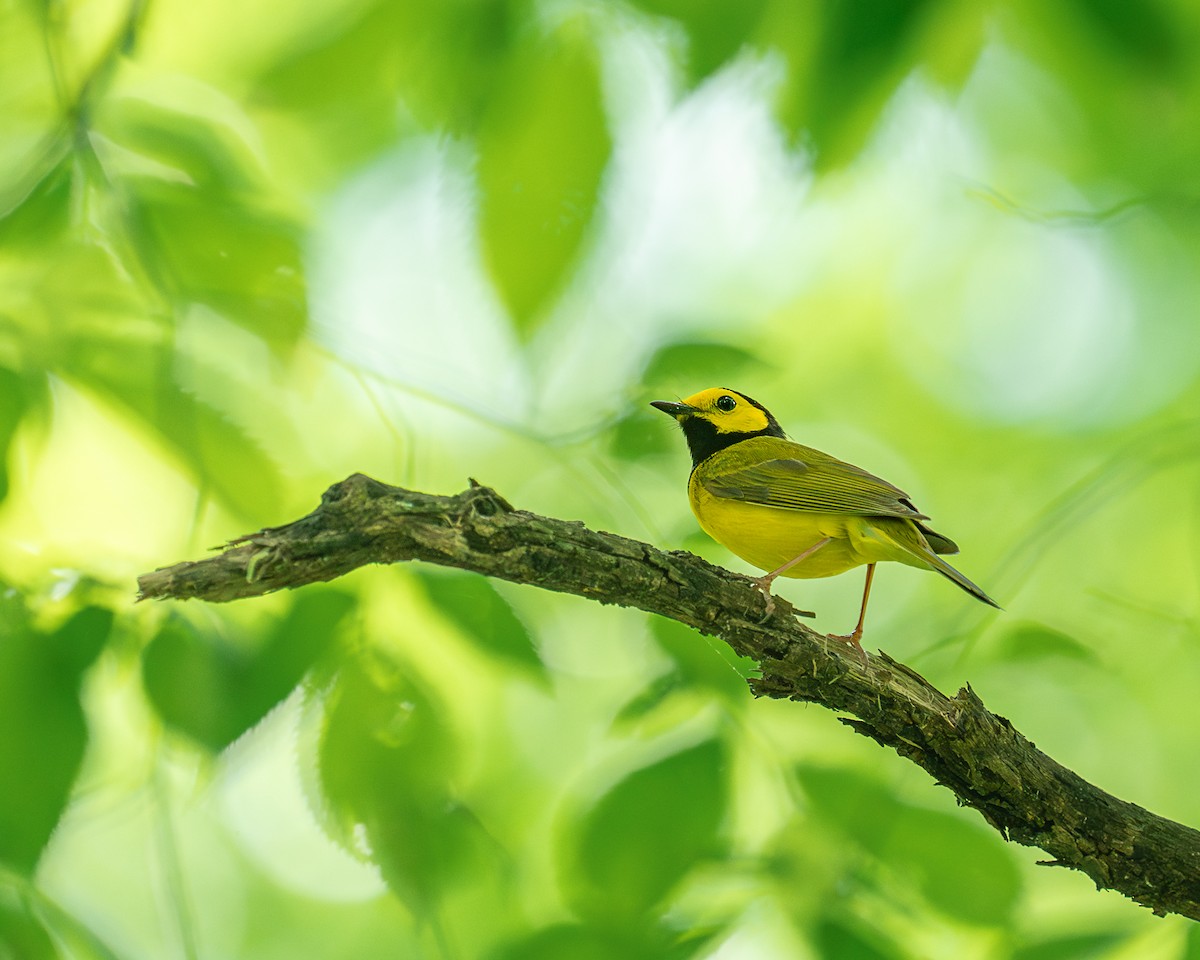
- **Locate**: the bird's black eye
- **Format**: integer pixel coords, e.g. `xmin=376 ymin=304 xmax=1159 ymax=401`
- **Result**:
xmin=715 ymin=395 xmax=737 ymax=413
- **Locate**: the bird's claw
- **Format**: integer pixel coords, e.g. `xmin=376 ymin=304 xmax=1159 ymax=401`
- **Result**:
xmin=827 ymin=631 xmax=868 ymax=663
xmin=752 ymin=576 xmax=776 ymax=621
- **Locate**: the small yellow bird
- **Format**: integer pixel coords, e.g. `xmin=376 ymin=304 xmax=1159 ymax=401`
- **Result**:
xmin=652 ymin=387 xmax=998 ymax=648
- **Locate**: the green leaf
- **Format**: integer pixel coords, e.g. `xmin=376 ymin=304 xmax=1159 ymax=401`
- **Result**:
xmin=649 ymin=617 xmax=755 ymax=704
xmin=368 ymin=796 xmax=497 ymax=916
xmin=1185 ymin=923 xmax=1200 ymax=960
xmin=993 ymin=622 xmax=1100 ymax=664
xmin=1013 ymin=932 xmax=1128 ymax=960
xmin=489 ymin=924 xmax=662 ymax=960
xmin=767 ymin=0 xmax=938 ymax=167
xmin=415 ymin=569 xmax=546 ymax=679
xmin=252 ymin=4 xmax=403 ymax=165
xmin=563 ymin=738 xmax=726 ymax=924
xmin=255 ymin=589 xmax=356 ymax=690
xmin=627 ymin=0 xmax=770 ymax=83
xmin=65 ymin=336 xmax=285 ymax=519
xmin=794 ymin=764 xmax=906 ymax=854
xmin=0 ymin=896 xmax=58 ymax=960
xmin=1060 ymin=0 xmax=1181 ymax=76
xmin=0 ymin=367 xmax=29 ymax=504
xmin=615 ymin=342 xmax=769 ymax=461
xmin=122 ymin=176 xmax=306 ymax=346
xmin=813 ymin=915 xmax=903 ymax=960
xmin=143 ymin=591 xmax=353 ymax=751
xmin=48 ymin=606 xmax=113 ymax=677
xmin=24 ymin=232 xmax=283 ymax=519
xmin=477 ymin=17 xmax=611 ymax=334
xmin=612 ymin=671 xmax=687 ymax=728
xmin=0 ymin=605 xmax=110 ymax=873
xmin=99 ymin=97 xmax=263 ymax=195
xmin=142 ymin=616 xmax=249 ymax=750
xmin=253 ymin=0 xmax=515 ymax=162
xmin=0 ymin=158 xmax=73 ymax=250
xmin=318 ymin=655 xmax=494 ymax=912
xmin=162 ymin=394 xmax=284 ymax=520
xmin=0 ymin=583 xmax=30 ymax=635
xmin=92 ymin=93 xmax=307 ymax=346
xmin=797 ymin=765 xmax=1021 ymax=926
xmin=641 ymin=340 xmax=766 ymax=391
xmin=609 ymin=409 xmax=676 ymax=462
xmin=320 ymin=656 xmax=458 ymax=810
xmin=881 ymin=807 xmax=1021 ymax=926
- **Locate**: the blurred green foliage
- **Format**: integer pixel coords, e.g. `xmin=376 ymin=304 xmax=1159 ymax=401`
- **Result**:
xmin=564 ymin=738 xmax=727 ymax=925
xmin=317 ymin=649 xmax=489 ymax=917
xmin=1 ymin=0 xmax=1199 ymax=956
xmin=477 ymin=14 xmax=612 ymax=333
xmin=0 ymin=891 xmax=79 ymax=960
xmin=414 ymin=569 xmax=548 ymax=679
xmin=0 ymin=602 xmax=110 ymax=874
xmin=143 ymin=589 xmax=354 ymax=750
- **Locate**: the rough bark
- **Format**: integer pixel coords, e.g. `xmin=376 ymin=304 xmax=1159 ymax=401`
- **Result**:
xmin=137 ymin=473 xmax=1200 ymax=921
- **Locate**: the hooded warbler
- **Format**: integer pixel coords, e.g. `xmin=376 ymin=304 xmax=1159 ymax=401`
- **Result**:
xmin=652 ymin=387 xmax=999 ymax=648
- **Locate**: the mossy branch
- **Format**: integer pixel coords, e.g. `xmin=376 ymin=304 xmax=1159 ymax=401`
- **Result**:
xmin=137 ymin=473 xmax=1200 ymax=922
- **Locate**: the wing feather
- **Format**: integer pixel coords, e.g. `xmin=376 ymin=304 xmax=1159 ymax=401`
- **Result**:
xmin=700 ymin=455 xmax=930 ymax=520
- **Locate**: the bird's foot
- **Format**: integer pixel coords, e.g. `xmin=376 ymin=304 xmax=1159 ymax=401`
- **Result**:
xmin=751 ymin=575 xmax=777 ymax=621
xmin=826 ymin=630 xmax=868 ymax=663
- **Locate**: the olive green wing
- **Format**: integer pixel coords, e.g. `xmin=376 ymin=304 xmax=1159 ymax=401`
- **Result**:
xmin=699 ymin=454 xmax=930 ymax=520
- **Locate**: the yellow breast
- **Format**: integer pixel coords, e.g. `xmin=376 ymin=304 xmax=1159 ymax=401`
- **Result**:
xmin=688 ymin=473 xmax=869 ymax=579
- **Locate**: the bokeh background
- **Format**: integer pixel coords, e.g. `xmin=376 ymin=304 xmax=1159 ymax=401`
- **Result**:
xmin=2 ymin=0 xmax=1199 ymax=957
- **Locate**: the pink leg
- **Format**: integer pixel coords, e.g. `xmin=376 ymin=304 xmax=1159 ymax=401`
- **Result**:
xmin=829 ymin=563 xmax=876 ymax=654
xmin=753 ymin=537 xmax=832 ymax=617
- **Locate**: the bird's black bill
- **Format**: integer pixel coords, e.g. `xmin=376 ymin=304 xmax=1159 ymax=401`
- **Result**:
xmin=650 ymin=400 xmax=696 ymax=418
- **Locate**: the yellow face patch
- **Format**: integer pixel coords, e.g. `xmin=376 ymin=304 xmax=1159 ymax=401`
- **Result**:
xmin=680 ymin=387 xmax=771 ymax=434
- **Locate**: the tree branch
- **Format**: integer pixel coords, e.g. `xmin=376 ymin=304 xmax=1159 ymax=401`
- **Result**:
xmin=137 ymin=473 xmax=1200 ymax=921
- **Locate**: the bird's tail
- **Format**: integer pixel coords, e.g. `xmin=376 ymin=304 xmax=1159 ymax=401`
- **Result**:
xmin=914 ymin=520 xmax=958 ymax=555
xmin=921 ymin=550 xmax=1002 ymax=609
xmin=870 ymin=517 xmax=1001 ymax=609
